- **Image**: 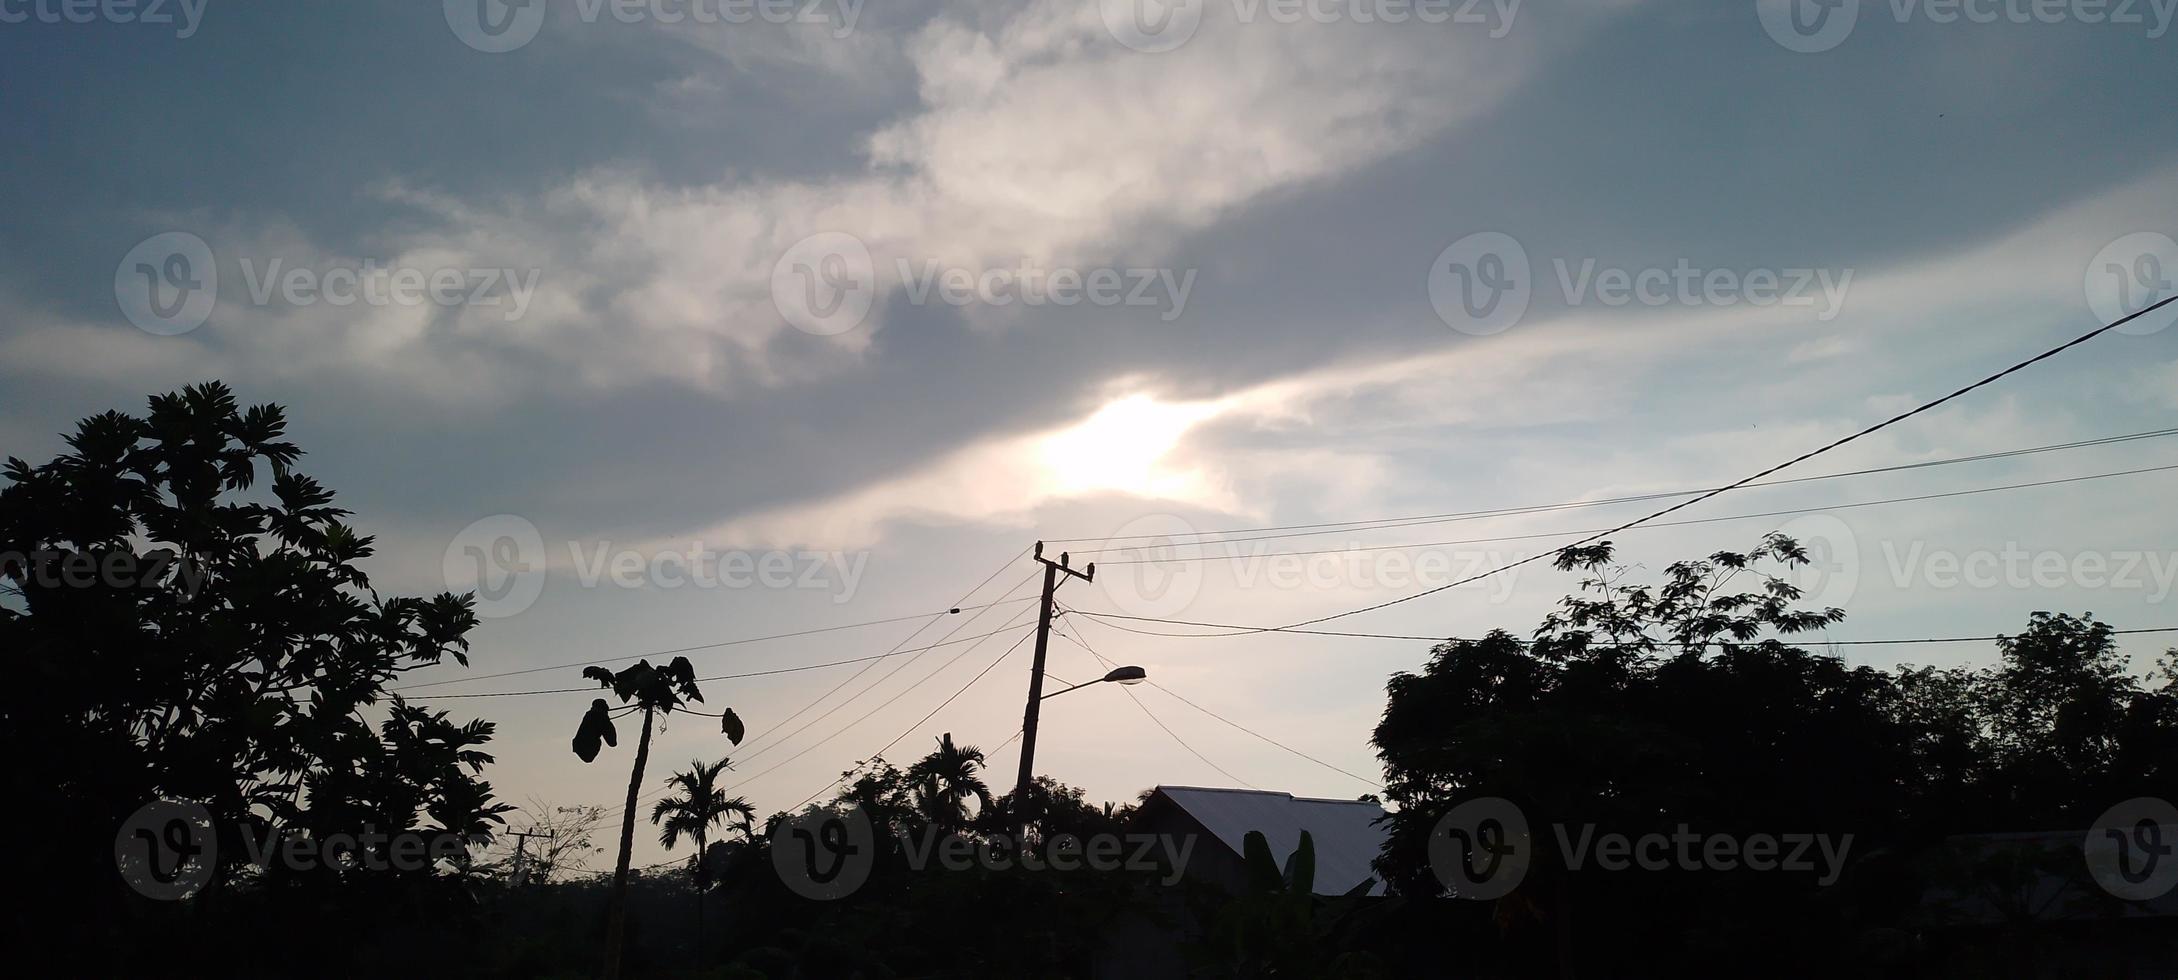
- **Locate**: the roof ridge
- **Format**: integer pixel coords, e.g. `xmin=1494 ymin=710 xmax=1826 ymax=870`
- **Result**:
xmin=1156 ymin=785 xmax=1382 ymax=810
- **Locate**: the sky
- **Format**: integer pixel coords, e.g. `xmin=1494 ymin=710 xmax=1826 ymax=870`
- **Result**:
xmin=4 ymin=0 xmax=2177 ymax=870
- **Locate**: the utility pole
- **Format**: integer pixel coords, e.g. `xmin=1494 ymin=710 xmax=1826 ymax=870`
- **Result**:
xmin=1013 ymin=541 xmax=1093 ymax=839
xmin=508 ymin=828 xmax=553 ymax=886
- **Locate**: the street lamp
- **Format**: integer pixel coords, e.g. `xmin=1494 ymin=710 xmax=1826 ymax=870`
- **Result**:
xmin=1039 ymin=665 xmax=1149 ymax=700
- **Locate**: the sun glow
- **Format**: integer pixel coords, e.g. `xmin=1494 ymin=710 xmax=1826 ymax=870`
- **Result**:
xmin=1037 ymin=394 xmax=1224 ymax=498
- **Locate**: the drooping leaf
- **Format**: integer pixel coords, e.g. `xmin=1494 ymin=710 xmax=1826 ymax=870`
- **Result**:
xmin=573 ymin=699 xmax=617 ymax=763
xmin=1242 ymin=830 xmax=1281 ymax=893
xmin=1284 ymin=830 xmax=1315 ymax=896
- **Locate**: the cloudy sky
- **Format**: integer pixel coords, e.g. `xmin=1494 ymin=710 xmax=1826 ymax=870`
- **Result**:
xmin=4 ymin=0 xmax=2176 ymax=867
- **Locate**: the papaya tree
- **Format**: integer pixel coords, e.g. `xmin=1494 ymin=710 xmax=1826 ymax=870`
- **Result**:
xmin=571 ymin=656 xmax=742 ymax=980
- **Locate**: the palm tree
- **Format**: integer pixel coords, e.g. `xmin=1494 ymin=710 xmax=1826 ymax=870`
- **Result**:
xmin=570 ymin=657 xmax=743 ymax=980
xmin=906 ymin=732 xmax=991 ymax=832
xmin=651 ymin=757 xmax=755 ymax=949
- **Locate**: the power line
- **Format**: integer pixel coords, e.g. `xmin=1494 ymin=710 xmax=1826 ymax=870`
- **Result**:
xmin=1063 ymin=607 xmax=2178 ymax=647
xmin=420 ymin=459 xmax=2178 ymax=698
xmin=731 ymin=570 xmax=1041 ymax=765
xmin=1275 ymin=295 xmax=2178 ymax=631
xmin=1058 ymin=427 xmax=2178 ymax=556
xmin=1052 ymin=626 xmax=1255 ymax=789
xmin=393 ymin=595 xmax=1037 ymax=692
xmin=597 ymin=549 xmax=1031 ymax=822
xmin=718 ymin=612 xmax=1041 ymax=804
xmin=1090 ymin=463 xmax=2178 ymax=565
xmin=1068 ymin=616 xmax=1382 ymax=790
xmin=783 ymin=627 xmax=1041 ymax=812
xmin=400 ymin=624 xmax=1035 ymax=700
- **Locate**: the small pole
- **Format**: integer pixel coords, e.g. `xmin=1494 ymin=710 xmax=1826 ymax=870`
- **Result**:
xmin=508 ymin=828 xmax=552 ymax=886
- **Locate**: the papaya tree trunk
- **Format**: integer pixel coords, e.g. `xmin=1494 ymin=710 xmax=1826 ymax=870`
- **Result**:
xmin=603 ymin=705 xmax=655 ymax=980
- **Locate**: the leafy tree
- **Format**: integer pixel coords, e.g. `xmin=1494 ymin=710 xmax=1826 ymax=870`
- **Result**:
xmin=1372 ymin=538 xmax=2178 ymax=977
xmin=0 ymin=383 xmax=510 ymax=968
xmin=571 ymin=656 xmax=742 ymax=980
xmin=650 ymin=756 xmax=755 ymax=950
xmin=481 ymin=800 xmax=611 ymax=884
xmin=905 ymin=732 xmax=992 ymax=832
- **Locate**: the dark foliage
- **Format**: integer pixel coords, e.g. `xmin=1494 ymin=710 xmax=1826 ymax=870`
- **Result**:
xmin=0 ymin=383 xmax=511 ymax=974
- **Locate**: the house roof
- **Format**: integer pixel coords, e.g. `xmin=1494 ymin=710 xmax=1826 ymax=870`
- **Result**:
xmin=1147 ymin=785 xmax=1390 ymax=896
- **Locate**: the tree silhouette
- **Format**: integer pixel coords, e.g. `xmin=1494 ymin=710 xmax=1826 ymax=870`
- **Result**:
xmin=0 ymin=383 xmax=511 ymax=968
xmin=650 ymin=756 xmax=754 ymax=951
xmin=1372 ymin=538 xmax=2178 ymax=977
xmin=905 ymin=732 xmax=991 ymax=833
xmin=571 ymin=656 xmax=742 ymax=980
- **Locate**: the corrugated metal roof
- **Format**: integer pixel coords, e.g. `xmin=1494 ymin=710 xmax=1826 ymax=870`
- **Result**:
xmin=1153 ymin=785 xmax=1390 ymax=896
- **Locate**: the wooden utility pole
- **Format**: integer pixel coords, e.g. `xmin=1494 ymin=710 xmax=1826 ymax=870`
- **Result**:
xmin=508 ymin=828 xmax=552 ymax=885
xmin=1012 ymin=541 xmax=1094 ymax=839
